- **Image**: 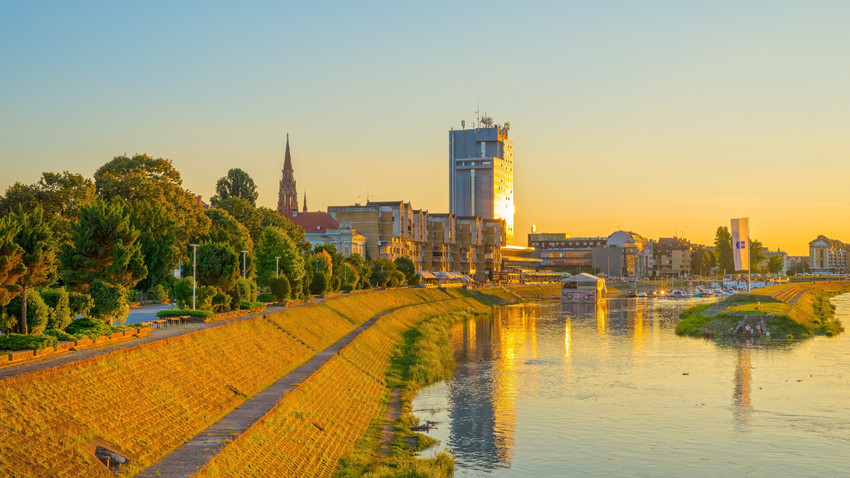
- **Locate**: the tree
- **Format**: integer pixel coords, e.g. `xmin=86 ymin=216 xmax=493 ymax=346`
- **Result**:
xmin=345 ymin=253 xmax=371 ymax=289
xmin=60 ymin=199 xmax=147 ymax=293
xmin=125 ymin=198 xmax=179 ymax=292
xmin=714 ymin=226 xmax=734 ymax=275
xmin=268 ymin=277 xmax=291 ymax=301
xmin=215 ymin=197 xmax=263 ymax=245
xmin=767 ymin=255 xmax=785 ymax=275
xmin=254 ymin=226 xmax=304 ymax=288
xmin=257 ymin=207 xmax=311 ymax=252
xmin=308 ymin=251 xmax=333 ymax=295
xmin=0 ymin=171 xmax=96 ymax=239
xmin=94 ymin=154 xmax=211 ymax=271
xmin=211 ymin=168 xmax=258 ymax=207
xmin=195 ymin=242 xmax=240 ymax=293
xmin=370 ymin=258 xmax=396 ymax=288
xmin=690 ymin=247 xmax=714 ymax=277
xmin=393 ymin=257 xmax=416 ymax=284
xmin=750 ymin=239 xmax=766 ymax=273
xmin=0 ymin=215 xmax=25 ymax=307
xmin=10 ymin=207 xmax=59 ymax=334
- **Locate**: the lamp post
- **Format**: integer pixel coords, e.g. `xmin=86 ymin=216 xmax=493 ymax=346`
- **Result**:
xmin=241 ymin=250 xmax=248 ymax=280
xmin=275 ymin=256 xmax=281 ymax=278
xmin=190 ymin=244 xmax=199 ymax=310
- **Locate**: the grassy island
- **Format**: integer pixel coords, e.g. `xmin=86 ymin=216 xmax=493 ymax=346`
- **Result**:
xmin=676 ymin=281 xmax=850 ymax=339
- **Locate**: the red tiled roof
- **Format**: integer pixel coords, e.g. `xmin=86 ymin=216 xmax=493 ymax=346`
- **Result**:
xmin=283 ymin=211 xmax=339 ymax=234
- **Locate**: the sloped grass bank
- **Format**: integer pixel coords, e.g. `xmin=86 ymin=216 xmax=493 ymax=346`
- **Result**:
xmin=0 ymin=288 xmax=461 ymax=477
xmin=194 ymin=296 xmax=490 ymax=477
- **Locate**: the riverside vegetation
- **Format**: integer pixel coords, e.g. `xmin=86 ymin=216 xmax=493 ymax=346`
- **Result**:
xmin=676 ymin=281 xmax=850 ymax=339
xmin=0 ymin=285 xmax=558 ymax=477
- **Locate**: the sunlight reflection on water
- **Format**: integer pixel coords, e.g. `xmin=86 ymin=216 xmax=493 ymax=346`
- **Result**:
xmin=413 ymin=295 xmax=850 ymax=477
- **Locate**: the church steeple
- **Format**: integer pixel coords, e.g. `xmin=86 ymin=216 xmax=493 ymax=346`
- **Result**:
xmin=277 ymin=134 xmax=299 ymax=215
xmin=302 ymin=191 xmax=307 ymax=212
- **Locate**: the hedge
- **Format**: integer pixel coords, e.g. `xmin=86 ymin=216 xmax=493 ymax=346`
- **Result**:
xmin=156 ymin=309 xmax=215 ymax=319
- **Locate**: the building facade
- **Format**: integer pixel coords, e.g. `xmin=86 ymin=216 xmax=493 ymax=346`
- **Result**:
xmin=653 ymin=237 xmax=694 ymax=277
xmin=809 ymin=235 xmax=847 ymax=273
xmin=449 ymin=116 xmax=515 ymax=243
xmin=284 ymin=211 xmax=366 ymax=258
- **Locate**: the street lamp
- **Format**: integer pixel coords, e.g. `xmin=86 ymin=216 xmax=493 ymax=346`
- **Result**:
xmin=241 ymin=250 xmax=248 ymax=280
xmin=190 ymin=244 xmax=199 ymax=310
xmin=275 ymin=256 xmax=281 ymax=278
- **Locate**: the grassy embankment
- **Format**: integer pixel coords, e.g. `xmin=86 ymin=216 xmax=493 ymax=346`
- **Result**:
xmin=676 ymin=281 xmax=850 ymax=339
xmin=0 ymin=288 xmax=464 ymax=477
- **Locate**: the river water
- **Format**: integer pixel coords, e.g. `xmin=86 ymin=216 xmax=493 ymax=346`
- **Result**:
xmin=413 ymin=295 xmax=850 ymax=477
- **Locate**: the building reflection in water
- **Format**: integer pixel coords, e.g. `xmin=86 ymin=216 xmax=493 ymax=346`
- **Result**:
xmin=447 ymin=305 xmax=545 ymax=470
xmin=733 ymin=344 xmax=753 ymax=433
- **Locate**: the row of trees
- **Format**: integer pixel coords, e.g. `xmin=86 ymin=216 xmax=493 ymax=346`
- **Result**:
xmin=705 ymin=226 xmax=784 ymax=276
xmin=1 ymin=157 xmax=419 ymax=337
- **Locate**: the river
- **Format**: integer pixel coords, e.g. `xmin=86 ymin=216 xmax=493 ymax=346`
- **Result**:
xmin=412 ymin=295 xmax=850 ymax=477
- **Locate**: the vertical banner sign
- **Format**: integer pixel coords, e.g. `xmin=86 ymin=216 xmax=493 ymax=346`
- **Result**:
xmin=731 ymin=218 xmax=749 ymax=272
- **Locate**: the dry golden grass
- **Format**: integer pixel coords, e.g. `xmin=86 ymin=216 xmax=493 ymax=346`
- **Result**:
xmin=752 ymin=281 xmax=850 ymax=330
xmin=0 ymin=288 xmax=459 ymax=477
xmin=194 ymin=297 xmax=489 ymax=478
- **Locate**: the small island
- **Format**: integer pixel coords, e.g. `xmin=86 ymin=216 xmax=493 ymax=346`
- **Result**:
xmin=676 ymin=281 xmax=850 ymax=340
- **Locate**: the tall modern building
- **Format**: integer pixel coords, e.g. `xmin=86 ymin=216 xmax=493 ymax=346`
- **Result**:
xmin=449 ymin=116 xmax=515 ymax=244
xmin=277 ymin=134 xmax=299 ymax=215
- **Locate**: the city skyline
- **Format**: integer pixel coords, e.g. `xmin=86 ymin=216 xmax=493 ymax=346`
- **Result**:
xmin=3 ymin=2 xmax=850 ymax=255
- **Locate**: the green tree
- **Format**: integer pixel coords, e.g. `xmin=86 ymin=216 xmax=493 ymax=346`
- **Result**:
xmin=750 ymin=239 xmax=766 ymax=273
xmin=0 ymin=172 xmax=96 ymax=239
xmin=690 ymin=247 xmax=714 ymax=276
xmin=345 ymin=253 xmax=371 ymax=289
xmin=393 ymin=257 xmax=417 ymax=284
xmin=268 ymin=276 xmax=291 ymax=301
xmin=10 ymin=207 xmax=59 ymax=334
xmin=714 ymin=226 xmax=734 ymax=275
xmin=211 ymin=168 xmax=259 ymax=207
xmin=308 ymin=251 xmax=333 ymax=295
xmin=254 ymin=226 xmax=304 ymax=288
xmin=201 ymin=209 xmax=253 ymax=255
xmin=370 ymin=258 xmax=397 ymax=288
xmin=216 ymin=197 xmax=263 ymax=244
xmin=767 ymin=254 xmax=785 ymax=275
xmin=94 ymin=153 xmax=211 ymax=271
xmin=89 ymin=280 xmax=129 ymax=324
xmin=125 ymin=199 xmax=179 ymax=291
xmin=60 ymin=199 xmax=147 ymax=293
xmin=0 ymin=215 xmax=25 ymax=307
xmin=195 ymin=242 xmax=240 ymax=293
xmin=40 ymin=287 xmax=73 ymax=330
xmin=257 ymin=207 xmax=311 ymax=252
xmin=5 ymin=290 xmax=50 ymax=335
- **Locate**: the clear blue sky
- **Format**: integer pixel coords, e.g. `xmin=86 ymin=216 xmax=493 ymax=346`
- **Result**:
xmin=2 ymin=1 xmax=849 ymax=253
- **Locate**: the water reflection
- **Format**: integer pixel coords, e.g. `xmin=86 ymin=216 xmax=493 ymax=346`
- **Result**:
xmin=416 ymin=296 xmax=850 ymax=477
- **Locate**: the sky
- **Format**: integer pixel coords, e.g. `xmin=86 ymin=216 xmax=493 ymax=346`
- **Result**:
xmin=2 ymin=1 xmax=849 ymax=255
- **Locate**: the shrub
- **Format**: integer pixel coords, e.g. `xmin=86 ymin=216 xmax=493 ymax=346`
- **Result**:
xmin=148 ymin=284 xmax=169 ymax=302
xmin=256 ymin=292 xmax=275 ymax=303
xmin=341 ymin=283 xmax=355 ymax=293
xmin=229 ymin=278 xmax=257 ymax=310
xmin=268 ymin=277 xmax=290 ymax=302
xmin=173 ymin=277 xmax=194 ymax=309
xmin=211 ymin=289 xmax=231 ymax=313
xmin=240 ymin=300 xmax=265 ymax=310
xmin=68 ymin=292 xmax=94 ymax=318
xmin=310 ymin=273 xmax=328 ymax=295
xmin=408 ymin=272 xmax=422 ymax=287
xmin=89 ymin=280 xmax=129 ymax=325
xmin=65 ymin=317 xmax=115 ymax=341
xmin=44 ymin=329 xmax=78 ymax=342
xmin=5 ymin=290 xmax=51 ymax=335
xmin=0 ymin=333 xmax=58 ymax=351
xmin=40 ymin=287 xmax=73 ymax=331
xmin=156 ymin=309 xmax=215 ymax=318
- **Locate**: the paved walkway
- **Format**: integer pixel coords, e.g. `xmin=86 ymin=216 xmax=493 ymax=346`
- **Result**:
xmin=137 ymin=304 xmax=407 ymax=478
xmin=0 ymin=306 xmax=286 ymax=380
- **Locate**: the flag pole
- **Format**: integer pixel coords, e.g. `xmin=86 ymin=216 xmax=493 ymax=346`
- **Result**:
xmin=747 ymin=220 xmax=751 ymax=293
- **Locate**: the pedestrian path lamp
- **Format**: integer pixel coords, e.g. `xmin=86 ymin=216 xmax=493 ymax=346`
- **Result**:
xmin=241 ymin=250 xmax=248 ymax=280
xmin=275 ymin=256 xmax=281 ymax=278
xmin=190 ymin=244 xmax=199 ymax=310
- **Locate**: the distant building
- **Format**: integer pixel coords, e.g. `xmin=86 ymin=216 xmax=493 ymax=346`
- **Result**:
xmin=528 ymin=233 xmax=606 ymax=272
xmin=284 ymin=211 xmax=365 ymax=258
xmin=277 ymin=134 xmax=299 ymax=215
xmin=765 ymin=249 xmax=790 ymax=275
xmin=449 ymin=116 xmax=515 ymax=243
xmin=327 ymin=201 xmax=422 ymax=264
xmin=653 ymin=237 xmax=694 ymax=277
xmin=809 ymin=235 xmax=847 ymax=273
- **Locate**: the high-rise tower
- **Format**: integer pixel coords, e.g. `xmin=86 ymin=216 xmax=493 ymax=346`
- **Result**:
xmin=449 ymin=115 xmax=514 ymax=243
xmin=277 ymin=134 xmax=299 ymax=215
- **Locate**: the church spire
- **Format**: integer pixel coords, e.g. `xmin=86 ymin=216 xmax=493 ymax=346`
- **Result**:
xmin=277 ymin=133 xmax=298 ymax=215
xmin=302 ymin=191 xmax=307 ymax=212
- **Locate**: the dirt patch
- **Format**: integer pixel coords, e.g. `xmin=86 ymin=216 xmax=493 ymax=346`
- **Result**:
xmin=379 ymin=388 xmax=402 ymax=457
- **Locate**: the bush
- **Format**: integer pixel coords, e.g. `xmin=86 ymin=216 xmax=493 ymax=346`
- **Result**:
xmin=89 ymin=280 xmax=129 ymax=325
xmin=212 ymin=289 xmax=231 ymax=313
xmin=341 ymin=283 xmax=355 ymax=293
xmin=148 ymin=284 xmax=169 ymax=302
xmin=65 ymin=317 xmax=115 ymax=341
xmin=173 ymin=277 xmax=194 ymax=309
xmin=68 ymin=292 xmax=94 ymax=318
xmin=173 ymin=277 xmax=220 ymax=311
xmin=240 ymin=300 xmax=265 ymax=310
xmin=40 ymin=287 xmax=73 ymax=331
xmin=408 ymin=272 xmax=422 ymax=287
xmin=44 ymin=329 xmax=78 ymax=342
xmin=310 ymin=273 xmax=328 ymax=295
xmin=156 ymin=309 xmax=215 ymax=318
xmin=229 ymin=278 xmax=257 ymax=310
xmin=256 ymin=292 xmax=275 ymax=303
xmin=6 ymin=290 xmax=51 ymax=335
xmin=268 ymin=277 xmax=290 ymax=302
xmin=0 ymin=333 xmax=58 ymax=351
